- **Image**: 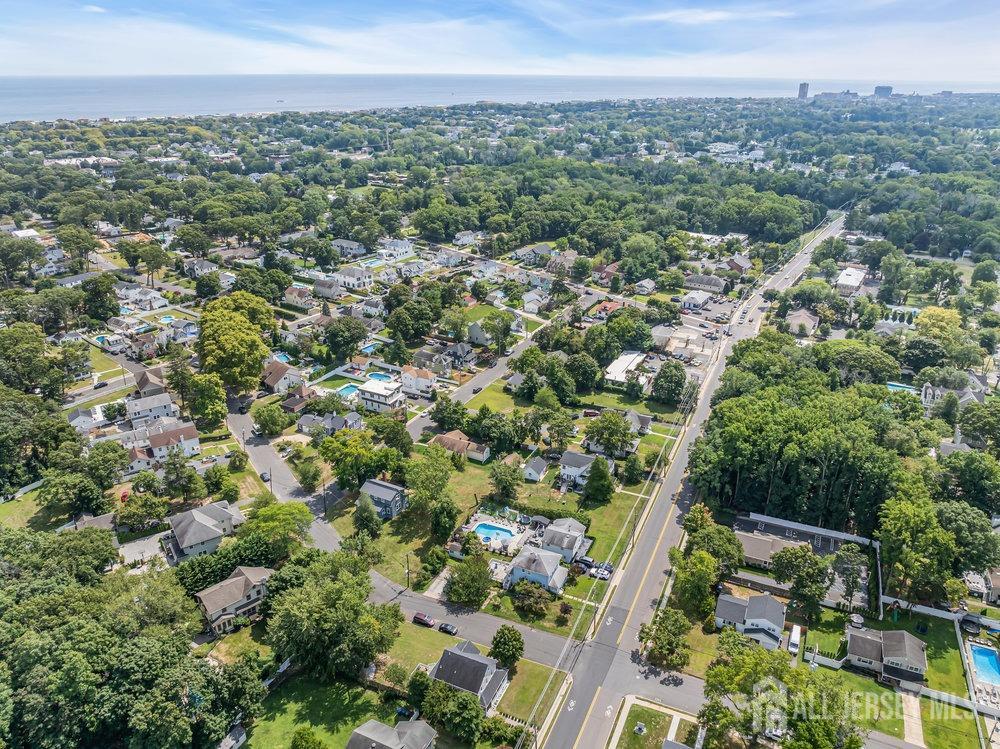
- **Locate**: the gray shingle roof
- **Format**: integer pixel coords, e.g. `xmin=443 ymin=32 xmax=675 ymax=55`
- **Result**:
xmin=169 ymin=500 xmax=244 ymax=550
xmin=715 ymin=594 xmax=749 ymax=624
xmin=559 ymin=451 xmax=594 ymax=469
xmin=361 ymin=479 xmax=405 ymax=504
xmin=431 ymin=640 xmax=498 ymax=694
xmin=746 ymin=594 xmax=785 ymax=629
xmin=511 ymin=547 xmax=562 ymax=576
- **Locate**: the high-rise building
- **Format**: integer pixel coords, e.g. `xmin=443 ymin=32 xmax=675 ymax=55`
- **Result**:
xmin=798 ymin=82 xmax=809 ymax=99
xmin=874 ymin=85 xmax=893 ymax=98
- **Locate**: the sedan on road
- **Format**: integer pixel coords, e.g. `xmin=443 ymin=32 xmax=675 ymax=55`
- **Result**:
xmin=438 ymin=622 xmax=458 ymax=636
xmin=413 ymin=613 xmax=436 ymax=627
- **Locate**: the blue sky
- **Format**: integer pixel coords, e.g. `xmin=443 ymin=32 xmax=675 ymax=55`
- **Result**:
xmin=1 ymin=0 xmax=998 ymax=81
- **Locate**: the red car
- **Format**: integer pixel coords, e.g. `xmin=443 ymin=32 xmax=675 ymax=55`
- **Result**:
xmin=412 ymin=613 xmax=436 ymax=628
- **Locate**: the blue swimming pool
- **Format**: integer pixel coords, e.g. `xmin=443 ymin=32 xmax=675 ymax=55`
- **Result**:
xmin=972 ymin=645 xmax=1000 ymax=685
xmin=160 ymin=314 xmax=175 ymax=324
xmin=361 ymin=342 xmax=380 ymax=354
xmin=473 ymin=522 xmax=514 ymax=544
xmin=367 ymin=371 xmax=392 ymax=382
xmin=274 ymin=352 xmax=291 ymax=363
xmin=337 ymin=384 xmax=359 ymax=397
xmin=887 ymin=382 xmax=917 ymax=394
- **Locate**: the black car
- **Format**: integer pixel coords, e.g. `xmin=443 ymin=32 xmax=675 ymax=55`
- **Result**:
xmin=93 ymin=381 xmax=109 ymax=389
xmin=439 ymin=622 xmax=458 ymax=636
xmin=472 ymin=386 xmax=483 ymax=394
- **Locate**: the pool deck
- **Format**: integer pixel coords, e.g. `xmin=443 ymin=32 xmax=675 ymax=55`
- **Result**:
xmin=968 ymin=639 xmax=1000 ymax=707
xmin=463 ymin=512 xmax=529 ymax=556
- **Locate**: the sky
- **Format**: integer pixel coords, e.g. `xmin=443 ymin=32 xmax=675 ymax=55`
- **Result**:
xmin=1 ymin=0 xmax=999 ymax=82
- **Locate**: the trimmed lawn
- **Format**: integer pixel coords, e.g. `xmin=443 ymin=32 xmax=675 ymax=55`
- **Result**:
xmin=248 ymin=678 xmax=403 ymax=749
xmin=466 ymin=381 xmax=529 ymax=413
xmin=0 ymin=490 xmax=71 ymax=531
xmin=485 ymin=591 xmax=595 ymax=638
xmin=62 ymin=386 xmax=131 ymax=414
xmin=586 ymin=491 xmax=645 ymax=565
xmin=500 ymin=658 xmax=564 ymax=724
xmin=386 ymin=621 xmax=466 ymax=677
xmin=465 ymin=304 xmax=496 ymax=322
xmin=208 ymin=623 xmax=272 ymax=666
xmin=617 ymin=705 xmax=673 ymax=749
xmin=835 ymin=668 xmax=905 ymax=739
xmin=675 ymin=718 xmax=698 ymax=747
xmin=802 ymin=608 xmax=848 ymax=656
xmin=88 ymin=345 xmax=121 ymax=373
xmin=524 ymin=318 xmax=543 ymax=332
xmin=564 ymin=573 xmax=609 ymax=602
xmin=577 ymin=389 xmax=679 ymax=419
xmin=683 ymin=623 xmax=720 ymax=679
xmin=921 ymin=699 xmax=980 ymax=749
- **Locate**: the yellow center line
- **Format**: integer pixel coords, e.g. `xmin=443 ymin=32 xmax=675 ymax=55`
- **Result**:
xmin=570 ymin=686 xmax=604 ymax=749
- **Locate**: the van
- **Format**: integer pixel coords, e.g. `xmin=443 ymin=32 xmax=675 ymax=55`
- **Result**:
xmin=788 ymin=624 xmax=801 ymax=655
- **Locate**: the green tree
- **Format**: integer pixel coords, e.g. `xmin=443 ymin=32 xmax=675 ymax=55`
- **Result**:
xmin=670 ymin=548 xmax=718 ymax=619
xmin=404 ymin=444 xmax=453 ymax=516
xmin=354 ymin=495 xmax=383 ymax=538
xmin=290 ymin=727 xmax=328 ymax=749
xmin=81 ymin=273 xmax=118 ymax=321
xmin=296 ymin=459 xmax=322 ymax=493
xmin=771 ymin=545 xmax=833 ymax=622
xmin=685 ymin=524 xmax=742 ymax=581
xmin=651 ymin=360 xmax=686 ymax=405
xmin=582 ymin=456 xmax=614 ymax=504
xmin=832 ymin=543 xmax=867 ymax=610
xmin=446 ymin=554 xmax=492 ymax=608
xmin=325 ymin=317 xmax=370 ymax=362
xmin=429 ymin=395 xmax=467 ymax=432
xmin=84 ymin=440 xmax=129 ymax=490
xmin=622 ymin=452 xmax=644 ymax=485
xmin=253 ymin=403 xmax=290 ymax=436
xmin=430 ymin=497 xmax=460 ymax=542
xmin=584 ymin=411 xmax=633 ymax=456
xmin=116 ymin=491 xmax=168 ymax=530
xmin=638 ymin=607 xmax=691 ymax=671
xmin=483 ymin=309 xmax=515 ymax=356
xmin=189 ymin=372 xmax=227 ymax=430
xmin=240 ymin=501 xmax=314 ymax=558
xmin=489 ymin=625 xmax=524 ymax=670
xmin=195 ymin=271 xmax=222 ymax=298
xmin=489 ymin=461 xmax=521 ymax=502
xmin=197 ymin=309 xmax=270 ymax=393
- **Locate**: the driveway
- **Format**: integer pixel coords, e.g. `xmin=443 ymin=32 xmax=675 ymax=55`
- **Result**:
xmin=118 ymin=530 xmax=168 ymax=565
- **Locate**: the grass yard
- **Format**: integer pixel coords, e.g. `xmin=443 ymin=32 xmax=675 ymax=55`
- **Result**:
xmin=62 ymin=386 xmax=131 ymax=414
xmin=229 ymin=467 xmax=269 ymax=500
xmin=616 ymin=705 xmax=674 ymax=749
xmin=683 ymin=623 xmax=720 ymax=679
xmin=248 ymin=677 xmax=403 ymax=749
xmin=674 ymin=718 xmax=698 ymax=747
xmin=485 ymin=590 xmax=595 ymax=639
xmin=577 ymin=389 xmax=679 ymax=419
xmin=208 ymin=623 xmax=272 ymax=666
xmin=466 ymin=381 xmax=530 ymax=413
xmin=867 ymin=610 xmax=967 ymax=697
xmin=465 ymin=304 xmax=497 ymax=322
xmin=385 ymin=621 xmax=465 ymax=677
xmin=524 ymin=318 xmax=543 ymax=332
xmin=802 ymin=608 xmax=849 ymax=656
xmin=835 ymin=668 xmax=905 ymax=739
xmin=920 ymin=700 xmax=981 ymax=749
xmin=586 ymin=491 xmax=645 ymax=564
xmin=499 ymin=659 xmax=564 ymax=724
xmin=88 ymin=345 xmax=121 ymax=373
xmin=564 ymin=573 xmax=609 ymax=602
xmin=0 ymin=490 xmax=70 ymax=532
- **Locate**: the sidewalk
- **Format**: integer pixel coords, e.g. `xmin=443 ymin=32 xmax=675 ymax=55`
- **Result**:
xmin=606 ymin=695 xmax=701 ymax=749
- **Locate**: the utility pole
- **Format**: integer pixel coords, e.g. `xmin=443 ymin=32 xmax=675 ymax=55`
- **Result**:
xmin=405 ymin=554 xmax=411 ymax=589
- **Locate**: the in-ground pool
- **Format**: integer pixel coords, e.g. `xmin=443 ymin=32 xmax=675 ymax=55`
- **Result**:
xmin=473 ymin=522 xmax=514 ymax=544
xmin=971 ymin=644 xmax=1000 ymax=686
xmin=361 ymin=342 xmax=380 ymax=354
xmin=886 ymin=382 xmax=917 ymax=394
xmin=367 ymin=371 xmax=393 ymax=382
xmin=95 ymin=335 xmax=108 ymax=343
xmin=274 ymin=352 xmax=291 ymax=363
xmin=337 ymin=384 xmax=359 ymax=397
xmin=159 ymin=314 xmax=175 ymax=324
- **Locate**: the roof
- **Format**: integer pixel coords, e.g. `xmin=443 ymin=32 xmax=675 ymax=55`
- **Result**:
xmin=560 ymin=451 xmax=595 ymax=469
xmin=262 ymin=360 xmax=300 ymax=388
xmin=837 ymin=267 xmax=866 ymax=286
xmin=510 ymin=547 xmax=562 ymax=576
xmin=431 ymin=640 xmax=498 ymax=694
xmin=543 ymin=518 xmax=586 ymax=550
xmin=429 ymin=429 xmax=486 ymax=456
xmin=194 ymin=566 xmax=274 ymax=617
xmin=402 ymin=365 xmax=435 ymax=380
xmin=847 ymin=628 xmax=884 ymax=661
xmin=169 ymin=501 xmax=244 ymax=550
xmin=148 ymin=423 xmax=199 ymax=450
xmin=127 ymin=392 xmax=174 ymax=414
xmin=882 ymin=630 xmax=927 ymax=671
xmin=735 ymin=530 xmax=807 ymax=562
xmin=347 ymin=720 xmax=437 ymax=749
xmin=715 ymin=594 xmax=749 ymax=623
xmin=525 ymin=456 xmax=548 ymax=475
xmin=746 ymin=594 xmax=785 ymax=628
xmin=361 ymin=479 xmax=405 ymax=503
xmin=685 ymin=274 xmax=726 ymax=289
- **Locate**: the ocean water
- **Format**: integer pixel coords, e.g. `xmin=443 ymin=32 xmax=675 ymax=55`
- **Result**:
xmin=0 ymin=74 xmax=992 ymax=123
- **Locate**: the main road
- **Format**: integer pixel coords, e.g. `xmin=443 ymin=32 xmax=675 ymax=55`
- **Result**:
xmin=541 ymin=215 xmax=880 ymax=749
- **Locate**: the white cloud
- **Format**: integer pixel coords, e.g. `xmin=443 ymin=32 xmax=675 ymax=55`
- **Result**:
xmin=629 ymin=8 xmax=794 ymax=24
xmin=80 ymin=4 xmax=107 ymax=12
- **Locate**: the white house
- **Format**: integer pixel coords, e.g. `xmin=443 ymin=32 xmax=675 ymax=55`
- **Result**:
xmin=148 ymin=422 xmax=201 ymax=460
xmin=634 ymin=278 xmax=657 ymax=295
xmin=541 ymin=517 xmax=586 ymax=563
xmin=377 ymin=238 xmax=416 ymax=261
xmin=195 ymin=566 xmax=274 ymax=635
xmin=467 ymin=320 xmax=493 ymax=346
xmin=558 ymin=451 xmax=608 ymax=487
xmin=684 ymin=274 xmax=727 ymax=293
xmin=713 ymin=593 xmax=786 ymax=651
xmin=505 ymin=547 xmax=567 ymax=594
xmin=332 ymin=265 xmax=374 ymax=291
xmin=127 ymin=393 xmax=179 ymax=427
xmin=522 ymin=290 xmax=550 ymax=315
xmin=261 ymin=361 xmax=304 ymax=394
xmin=313 ymin=278 xmax=342 ymax=299
xmin=332 ymin=239 xmax=367 ymax=258
xmin=786 ymin=308 xmax=820 ymax=336
xmin=358 ymin=379 xmax=405 ymax=413
xmin=161 ymin=500 xmax=245 ymax=563
xmin=400 ymin=365 xmax=436 ymax=397
xmin=183 ymin=258 xmax=219 ymax=278
xmin=523 ymin=456 xmax=549 ymax=483
xmin=845 ymin=628 xmax=927 ymax=689
xmin=681 ymin=290 xmax=712 ymax=310
xmin=836 ymin=267 xmax=866 ymax=296
xmin=604 ymin=351 xmax=647 ymax=388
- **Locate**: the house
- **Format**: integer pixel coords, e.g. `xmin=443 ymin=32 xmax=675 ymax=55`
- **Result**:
xmin=504 ymin=372 xmax=526 ymax=393
xmin=346 ymin=720 xmax=437 ymax=749
xmin=591 ymin=261 xmax=621 ymax=286
xmin=67 ymin=406 xmax=104 ymax=433
xmin=400 ymin=365 xmax=436 ymax=397
xmin=358 ymin=379 xmax=405 ymax=413
xmin=377 ymin=238 xmax=416 ymax=261
xmin=522 ymin=289 xmax=550 ymax=315
xmin=454 ymin=230 xmax=484 ymax=247
xmin=12 ymin=227 xmax=42 ymax=242
xmin=280 ymin=383 xmax=314 ymax=413
xmin=634 ymin=278 xmax=657 ymax=295
xmin=836 ymin=267 xmax=866 ymax=296
xmin=592 ymin=300 xmax=623 ymax=321
xmin=846 ymin=628 xmax=927 ymax=689
xmin=161 ymin=500 xmax=246 ymax=562
xmin=622 ymin=409 xmax=652 ymax=435
xmin=546 ymin=249 xmax=578 ymax=274
xmin=735 ymin=531 xmax=808 ymax=570
xmin=130 ymin=332 xmax=158 ymax=360
xmin=786 ymin=309 xmax=820 ymax=336
xmin=713 ymin=593 xmax=786 ymax=651
xmin=523 ymin=456 xmax=548 ymax=482
xmin=107 ymin=315 xmax=148 ymax=336
xmin=604 ymin=351 xmax=647 ymax=388
xmin=506 ymin=547 xmax=568 ymax=595
xmin=467 ymin=320 xmax=493 ymax=346
xmin=541 ymin=517 xmax=586 ymax=563
xmin=399 ymin=260 xmax=428 ymax=279
xmin=332 ymin=239 xmax=367 ymax=258
xmin=413 ymin=344 xmax=453 ymax=377
xmin=920 ymin=374 xmax=988 ymax=415
xmin=194 ymin=566 xmax=274 ymax=635
xmin=183 ymin=258 xmax=219 ymax=278
xmin=684 ymin=274 xmax=727 ymax=293
xmin=430 ymin=640 xmax=509 ymax=711
xmin=445 ymin=342 xmax=477 ymax=368
xmin=725 ymin=254 xmax=754 ymax=275
xmin=429 ymin=430 xmax=491 ymax=462
xmin=360 ymin=296 xmax=386 ymax=318
xmin=681 ymin=290 xmax=711 ymax=310
xmin=313 ymin=278 xmax=342 ymax=299
xmin=126 ymin=446 xmax=156 ymax=474
xmin=471 ymin=261 xmax=501 ymax=280
xmin=261 ymin=360 xmax=304 ymax=394
xmin=132 ymin=288 xmax=169 ymax=311
xmin=55 ymin=271 xmax=99 ymax=288
xmin=283 ymin=286 xmax=315 ymax=310
xmin=297 ymin=410 xmax=363 ymax=436
xmin=360 ymin=479 xmax=407 ymax=520
xmin=558 ymin=451 xmax=597 ymax=487
xmin=127 ymin=393 xmax=179 ymax=427
xmin=148 ymin=422 xmax=201 ymax=460
xmin=332 ymin=265 xmax=374 ymax=291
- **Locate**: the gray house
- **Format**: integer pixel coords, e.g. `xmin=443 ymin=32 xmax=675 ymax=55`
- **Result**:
xmin=194 ymin=566 xmax=274 ymax=635
xmin=346 ymin=719 xmax=436 ymax=749
xmin=360 ymin=479 xmax=408 ymax=520
xmin=430 ymin=640 xmax=509 ymax=711
xmin=541 ymin=517 xmax=587 ymax=563
xmin=161 ymin=501 xmax=245 ymax=563
xmin=505 ymin=547 xmax=567 ymax=594
xmin=846 ymin=628 xmax=927 ymax=689
xmin=714 ymin=593 xmax=786 ymax=651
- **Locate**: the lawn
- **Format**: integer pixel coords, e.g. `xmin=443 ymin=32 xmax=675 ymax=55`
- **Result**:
xmin=208 ymin=623 xmax=272 ymax=666
xmin=586 ymin=491 xmax=645 ymax=564
xmin=466 ymin=381 xmax=529 ymax=413
xmin=674 ymin=718 xmax=698 ymax=747
xmin=683 ymin=623 xmax=720 ymax=679
xmin=485 ymin=590 xmax=595 ymax=639
xmin=499 ymin=658 xmax=565 ymax=725
xmin=88 ymin=345 xmax=121 ymax=373
xmin=617 ymin=705 xmax=674 ymax=749
xmin=62 ymin=386 xmax=131 ymax=414
xmin=524 ymin=318 xmax=543 ymax=333
xmin=465 ymin=304 xmax=497 ymax=322
xmin=248 ymin=677 xmax=404 ymax=749
xmin=577 ymin=388 xmax=679 ymax=419
xmin=564 ymin=573 xmax=609 ymax=602
xmin=385 ymin=621 xmax=465 ymax=677
xmin=0 ymin=490 xmax=70 ymax=532
xmin=867 ymin=610 xmax=967 ymax=697
xmin=920 ymin=699 xmax=981 ymax=749
xmin=835 ymin=668 xmax=905 ymax=739
xmin=802 ymin=608 xmax=848 ymax=656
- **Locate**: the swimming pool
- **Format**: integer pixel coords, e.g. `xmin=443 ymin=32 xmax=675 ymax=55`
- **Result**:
xmin=160 ymin=315 xmax=175 ymax=324
xmin=337 ymin=384 xmax=359 ymax=397
xmin=887 ymin=382 xmax=917 ymax=394
xmin=361 ymin=343 xmax=380 ymax=354
xmin=274 ymin=352 xmax=291 ymax=363
xmin=971 ymin=645 xmax=1000 ymax=685
xmin=473 ymin=522 xmax=514 ymax=544
xmin=367 ymin=371 xmax=393 ymax=382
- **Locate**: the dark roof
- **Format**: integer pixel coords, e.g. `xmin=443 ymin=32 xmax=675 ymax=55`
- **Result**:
xmin=882 ymin=630 xmax=927 ymax=671
xmin=346 ymin=719 xmax=437 ymax=749
xmin=431 ymin=640 xmax=497 ymax=694
xmin=746 ymin=594 xmax=785 ymax=629
xmin=361 ymin=479 xmax=405 ymax=504
xmin=525 ymin=456 xmax=548 ymax=475
xmin=715 ymin=594 xmax=749 ymax=623
xmin=847 ymin=629 xmax=883 ymax=661
xmin=559 ymin=451 xmax=594 ymax=469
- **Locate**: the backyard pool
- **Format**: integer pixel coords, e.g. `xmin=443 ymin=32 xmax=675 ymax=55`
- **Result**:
xmin=337 ymin=384 xmax=359 ymax=397
xmin=160 ymin=314 xmax=175 ymax=324
xmin=361 ymin=342 xmax=380 ymax=354
xmin=274 ymin=352 xmax=291 ymax=363
xmin=886 ymin=382 xmax=917 ymax=394
xmin=367 ymin=371 xmax=393 ymax=382
xmin=473 ymin=522 xmax=514 ymax=544
xmin=971 ymin=645 xmax=1000 ymax=685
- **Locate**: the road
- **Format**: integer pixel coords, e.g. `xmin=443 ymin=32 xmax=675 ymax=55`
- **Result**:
xmin=543 ymin=216 xmax=868 ymax=749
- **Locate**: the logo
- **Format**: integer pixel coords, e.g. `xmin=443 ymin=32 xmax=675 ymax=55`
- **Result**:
xmin=750 ymin=676 xmax=788 ymax=739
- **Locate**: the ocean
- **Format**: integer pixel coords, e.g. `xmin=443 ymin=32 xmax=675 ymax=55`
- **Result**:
xmin=0 ymin=74 xmax=993 ymax=123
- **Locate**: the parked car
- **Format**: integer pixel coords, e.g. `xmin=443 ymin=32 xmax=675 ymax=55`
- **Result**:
xmin=577 ymin=556 xmax=595 ymax=569
xmin=439 ymin=622 xmax=458 ymax=635
xmin=583 ymin=409 xmax=599 ymax=417
xmin=472 ymin=386 xmax=483 ymax=394
xmin=591 ymin=568 xmax=611 ymax=580
xmin=93 ymin=381 xmax=109 ymax=389
xmin=260 ymin=471 xmax=270 ymax=482
xmin=699 ymin=322 xmax=709 ymax=328
xmin=413 ymin=613 xmax=436 ymax=627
